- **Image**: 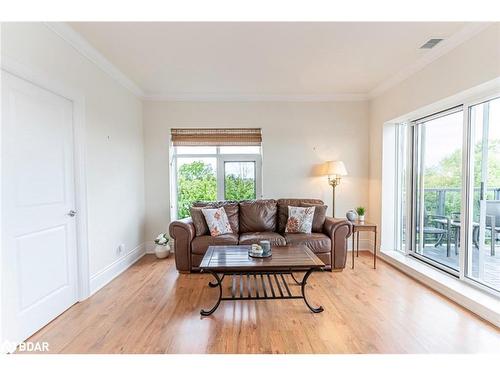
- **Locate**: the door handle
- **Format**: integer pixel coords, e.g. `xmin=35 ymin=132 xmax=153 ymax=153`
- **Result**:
xmin=67 ymin=210 xmax=77 ymax=217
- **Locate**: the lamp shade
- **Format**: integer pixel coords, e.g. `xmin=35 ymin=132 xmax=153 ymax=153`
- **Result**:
xmin=325 ymin=160 xmax=347 ymax=176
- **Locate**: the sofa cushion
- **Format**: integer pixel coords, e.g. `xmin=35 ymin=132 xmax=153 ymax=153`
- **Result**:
xmin=202 ymin=207 xmax=233 ymax=236
xmin=284 ymin=232 xmax=331 ymax=253
xmin=285 ymin=206 xmax=315 ymax=234
xmin=239 ymin=199 xmax=277 ymax=232
xmin=191 ymin=233 xmax=239 ymax=255
xmin=190 ymin=207 xmax=209 ymax=236
xmin=301 ymin=203 xmax=327 ymax=233
xmin=192 ymin=201 xmax=239 ymax=233
xmin=277 ymin=199 xmax=324 ymax=233
xmin=239 ymin=232 xmax=286 ymax=246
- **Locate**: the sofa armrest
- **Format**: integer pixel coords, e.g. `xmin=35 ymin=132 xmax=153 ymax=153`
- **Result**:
xmin=169 ymin=217 xmax=196 ymax=273
xmin=323 ymin=217 xmax=353 ymax=270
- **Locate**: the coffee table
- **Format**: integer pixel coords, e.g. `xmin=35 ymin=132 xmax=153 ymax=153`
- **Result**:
xmin=199 ymin=245 xmax=325 ymax=316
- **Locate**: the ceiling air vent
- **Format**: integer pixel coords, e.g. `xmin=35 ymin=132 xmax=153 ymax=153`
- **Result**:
xmin=420 ymin=38 xmax=444 ymax=49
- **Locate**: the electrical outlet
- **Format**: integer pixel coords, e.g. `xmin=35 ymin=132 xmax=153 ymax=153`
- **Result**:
xmin=117 ymin=243 xmax=125 ymax=255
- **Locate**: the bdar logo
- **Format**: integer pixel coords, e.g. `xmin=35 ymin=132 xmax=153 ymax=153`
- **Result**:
xmin=2 ymin=340 xmax=50 ymax=353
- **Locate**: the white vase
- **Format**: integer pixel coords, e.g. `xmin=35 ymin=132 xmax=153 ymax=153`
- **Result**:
xmin=358 ymin=215 xmax=365 ymax=222
xmin=155 ymin=244 xmax=170 ymax=259
xmin=346 ymin=210 xmax=357 ymax=221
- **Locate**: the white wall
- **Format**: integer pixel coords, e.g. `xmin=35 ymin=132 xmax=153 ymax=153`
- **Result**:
xmin=368 ymin=23 xmax=500 ymax=247
xmin=1 ymin=23 xmax=146 ymax=278
xmin=5 ymin=21 xmax=494 ymax=278
xmin=143 ymin=100 xmax=369 ymax=240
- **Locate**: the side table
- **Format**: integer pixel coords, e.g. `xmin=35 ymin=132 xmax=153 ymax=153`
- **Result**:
xmin=351 ymin=220 xmax=377 ymax=269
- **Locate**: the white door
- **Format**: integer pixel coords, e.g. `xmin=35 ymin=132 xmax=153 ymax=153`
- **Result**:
xmin=1 ymin=72 xmax=79 ymax=344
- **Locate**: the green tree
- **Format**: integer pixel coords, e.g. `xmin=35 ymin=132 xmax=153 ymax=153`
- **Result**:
xmin=176 ymin=161 xmax=256 ymax=218
xmin=224 ymin=174 xmax=255 ymax=201
xmin=423 ymin=140 xmax=500 ymax=217
xmin=177 ymin=161 xmax=216 ymax=218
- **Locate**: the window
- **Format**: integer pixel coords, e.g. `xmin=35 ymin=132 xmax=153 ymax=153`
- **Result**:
xmin=412 ymin=107 xmax=464 ymax=273
xmin=395 ymin=123 xmax=409 ymax=253
xmin=170 ymin=129 xmax=262 ymax=219
xmin=468 ymin=96 xmax=500 ymax=291
xmin=394 ymin=94 xmax=500 ymax=294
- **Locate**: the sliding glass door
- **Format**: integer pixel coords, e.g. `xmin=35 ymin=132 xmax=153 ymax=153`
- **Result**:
xmin=467 ymin=96 xmax=500 ymax=291
xmin=402 ymin=94 xmax=500 ymax=294
xmin=412 ymin=108 xmax=463 ymax=273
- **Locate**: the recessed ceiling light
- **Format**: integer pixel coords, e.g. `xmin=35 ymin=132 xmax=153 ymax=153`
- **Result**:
xmin=420 ymin=38 xmax=444 ymax=49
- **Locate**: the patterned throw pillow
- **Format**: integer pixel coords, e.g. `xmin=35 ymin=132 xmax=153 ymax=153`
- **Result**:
xmin=201 ymin=207 xmax=233 ymax=237
xmin=285 ymin=206 xmax=316 ymax=234
xmin=301 ymin=203 xmax=327 ymax=233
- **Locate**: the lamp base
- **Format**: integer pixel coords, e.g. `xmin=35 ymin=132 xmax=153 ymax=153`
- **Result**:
xmin=331 ymin=184 xmax=336 ymax=218
xmin=328 ymin=177 xmax=340 ymax=218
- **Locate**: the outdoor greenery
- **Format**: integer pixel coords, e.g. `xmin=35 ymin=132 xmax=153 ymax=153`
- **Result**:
xmin=176 ymin=141 xmax=500 ymax=220
xmin=424 ymin=140 xmax=500 ymax=217
xmin=177 ymin=161 xmax=216 ymax=219
xmin=224 ymin=173 xmax=255 ymax=201
xmin=177 ymin=161 xmax=255 ymax=218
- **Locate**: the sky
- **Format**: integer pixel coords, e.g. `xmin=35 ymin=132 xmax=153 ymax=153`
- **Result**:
xmin=423 ymin=96 xmax=500 ymax=168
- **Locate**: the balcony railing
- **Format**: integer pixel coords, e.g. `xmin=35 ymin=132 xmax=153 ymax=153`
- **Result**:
xmin=424 ymin=187 xmax=500 ymax=217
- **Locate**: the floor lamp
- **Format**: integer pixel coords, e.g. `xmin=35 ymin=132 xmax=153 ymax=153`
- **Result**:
xmin=324 ymin=161 xmax=347 ymax=218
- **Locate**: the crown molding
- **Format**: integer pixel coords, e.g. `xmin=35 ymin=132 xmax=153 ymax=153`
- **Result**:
xmin=142 ymin=92 xmax=369 ymax=102
xmin=43 ymin=22 xmax=492 ymax=103
xmin=44 ymin=22 xmax=144 ymax=97
xmin=368 ymin=22 xmax=493 ymax=99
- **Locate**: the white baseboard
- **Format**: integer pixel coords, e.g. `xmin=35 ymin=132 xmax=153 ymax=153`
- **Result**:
xmin=89 ymin=243 xmax=146 ymax=295
xmin=380 ymin=250 xmax=500 ymax=328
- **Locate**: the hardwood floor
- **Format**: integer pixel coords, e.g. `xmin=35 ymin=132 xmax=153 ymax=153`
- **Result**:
xmin=28 ymin=252 xmax=500 ymax=354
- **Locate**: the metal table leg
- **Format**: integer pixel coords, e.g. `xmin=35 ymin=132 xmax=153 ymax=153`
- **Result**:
xmin=290 ymin=272 xmax=302 ymax=285
xmin=208 ymin=273 xmax=224 ymax=287
xmin=301 ymin=269 xmax=324 ymax=313
xmin=200 ymin=271 xmax=223 ymax=316
xmin=200 ymin=269 xmax=324 ymax=315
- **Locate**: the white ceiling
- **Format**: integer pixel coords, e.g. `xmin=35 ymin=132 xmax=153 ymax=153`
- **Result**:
xmin=67 ymin=22 xmax=485 ymax=100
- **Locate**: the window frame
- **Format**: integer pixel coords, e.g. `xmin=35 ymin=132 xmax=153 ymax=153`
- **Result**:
xmin=392 ymin=88 xmax=500 ymax=297
xmin=408 ymin=106 xmax=464 ymax=277
xmin=220 ymin=157 xmax=259 ymax=201
xmin=170 ymin=146 xmax=263 ymax=220
xmin=463 ymin=94 xmax=500 ymax=293
xmin=394 ymin=122 xmax=411 ymax=254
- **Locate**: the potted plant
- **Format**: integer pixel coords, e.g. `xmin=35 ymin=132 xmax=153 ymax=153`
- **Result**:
xmin=154 ymin=233 xmax=170 ymax=259
xmin=356 ymin=207 xmax=366 ymax=222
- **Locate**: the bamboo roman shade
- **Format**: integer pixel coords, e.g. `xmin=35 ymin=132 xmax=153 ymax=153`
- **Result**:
xmin=171 ymin=128 xmax=262 ymax=146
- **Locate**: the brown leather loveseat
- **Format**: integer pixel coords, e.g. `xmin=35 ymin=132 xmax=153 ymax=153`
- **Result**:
xmin=169 ymin=199 xmax=352 ymax=273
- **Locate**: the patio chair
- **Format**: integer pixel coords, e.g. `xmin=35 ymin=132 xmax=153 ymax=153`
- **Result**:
xmin=485 ymin=200 xmax=500 ymax=256
xmin=418 ymin=214 xmax=451 ymax=257
xmin=447 ymin=212 xmax=480 ymax=255
xmin=445 ymin=213 xmax=461 ymax=256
